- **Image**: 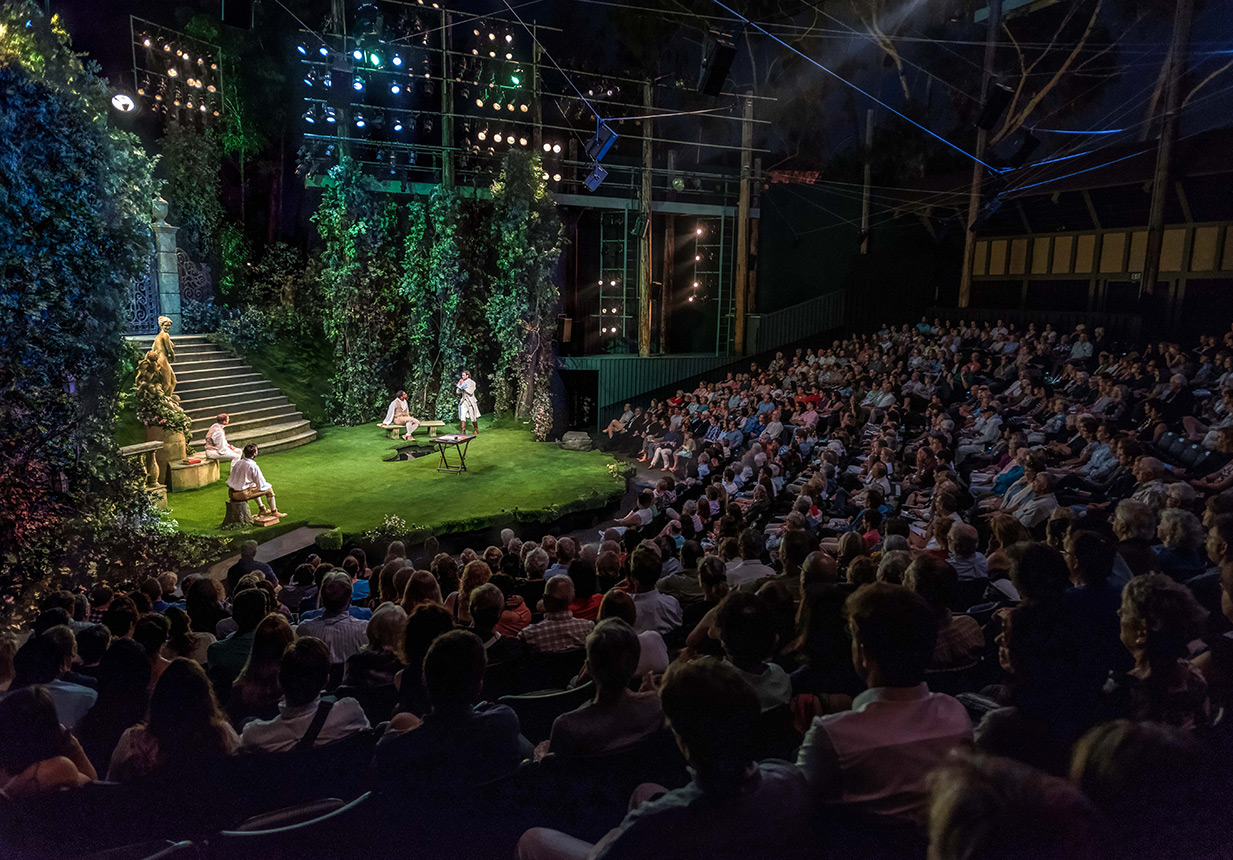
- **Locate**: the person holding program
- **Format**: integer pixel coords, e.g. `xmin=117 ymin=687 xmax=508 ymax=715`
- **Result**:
xmin=458 ymin=370 xmax=480 ymax=436
xmin=380 ymin=390 xmax=422 ymax=440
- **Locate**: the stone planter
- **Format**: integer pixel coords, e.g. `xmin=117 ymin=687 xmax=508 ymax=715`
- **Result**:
xmin=146 ymin=426 xmax=188 ymax=486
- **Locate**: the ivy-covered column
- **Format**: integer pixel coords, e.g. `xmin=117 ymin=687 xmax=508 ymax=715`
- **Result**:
xmin=152 ymin=197 xmax=182 ymax=332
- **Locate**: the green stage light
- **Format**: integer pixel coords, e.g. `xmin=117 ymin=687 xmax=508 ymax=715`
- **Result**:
xmin=510 ymin=74 xmax=521 ymax=85
xmin=368 ymin=51 xmax=383 ymax=67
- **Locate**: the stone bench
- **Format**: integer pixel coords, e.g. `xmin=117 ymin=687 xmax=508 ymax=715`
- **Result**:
xmin=381 ymin=420 xmax=446 ymax=440
xmin=169 ymin=457 xmax=220 ymax=492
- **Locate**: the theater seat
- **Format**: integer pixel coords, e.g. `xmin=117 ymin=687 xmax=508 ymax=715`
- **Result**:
xmin=203 ymin=792 xmax=374 ymax=860
xmin=520 ymin=648 xmax=586 ymax=691
xmin=498 ymin=681 xmax=595 ymax=744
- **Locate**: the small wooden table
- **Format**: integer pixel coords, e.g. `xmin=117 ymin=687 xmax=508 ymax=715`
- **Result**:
xmin=430 ymin=434 xmax=476 ymax=473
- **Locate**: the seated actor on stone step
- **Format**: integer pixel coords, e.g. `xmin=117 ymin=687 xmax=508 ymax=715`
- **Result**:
xmin=379 ymin=390 xmax=422 ymax=439
xmin=204 ymin=413 xmax=242 ymax=463
xmin=227 ymin=444 xmax=287 ymax=519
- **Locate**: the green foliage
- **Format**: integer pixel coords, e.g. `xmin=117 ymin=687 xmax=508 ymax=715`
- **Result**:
xmin=245 ymin=242 xmax=322 ymax=310
xmin=218 ymin=221 xmax=251 ymax=298
xmin=313 ymin=158 xmax=407 ymax=425
xmin=315 ymin=527 xmax=344 ymax=552
xmin=487 ymin=150 xmax=566 ymax=438
xmin=181 ymin=297 xmax=223 ymax=334
xmin=0 ymin=3 xmax=198 ymax=625
xmin=134 ymin=383 xmax=192 ymax=436
xmin=158 ymin=125 xmax=223 ymax=264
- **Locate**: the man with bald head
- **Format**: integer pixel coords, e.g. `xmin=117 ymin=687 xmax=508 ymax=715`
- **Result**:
xmin=518 ymin=575 xmax=594 ymax=653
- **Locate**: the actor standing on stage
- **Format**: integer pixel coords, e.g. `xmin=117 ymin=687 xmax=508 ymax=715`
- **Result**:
xmin=457 ymin=370 xmax=480 ymax=436
xmin=380 ymin=390 xmax=422 ymax=439
xmin=204 ymin=413 xmax=242 ymax=463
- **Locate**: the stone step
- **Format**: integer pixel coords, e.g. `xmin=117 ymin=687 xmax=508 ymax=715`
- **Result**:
xmin=178 ymin=379 xmax=278 ymax=401
xmin=190 ymin=408 xmax=304 ymax=437
xmin=177 ymin=371 xmax=266 ymax=392
xmin=178 ymin=388 xmax=285 ymax=413
xmin=183 ymin=394 xmax=292 ymax=421
xmin=173 ymin=356 xmax=250 ymax=373
xmin=192 ymin=419 xmax=315 ymax=451
xmin=128 ymin=333 xmax=217 ymax=347
xmin=173 ymin=343 xmax=230 ymax=358
xmin=259 ymin=427 xmax=319 ymax=455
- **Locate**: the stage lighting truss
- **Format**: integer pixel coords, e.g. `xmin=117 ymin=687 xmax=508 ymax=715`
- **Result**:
xmin=131 ymin=16 xmax=223 ymax=122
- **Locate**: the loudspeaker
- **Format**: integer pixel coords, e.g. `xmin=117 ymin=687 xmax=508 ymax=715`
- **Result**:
xmin=557 ymin=315 xmax=573 ymax=343
xmin=585 ymin=122 xmax=618 ymax=162
xmin=328 ymin=57 xmax=353 ymax=109
xmin=698 ymin=31 xmax=737 ymax=97
xmin=976 ymin=83 xmax=1013 ymax=131
xmin=1008 ymin=132 xmax=1041 ymax=168
xmin=584 ymin=164 xmax=608 ymax=192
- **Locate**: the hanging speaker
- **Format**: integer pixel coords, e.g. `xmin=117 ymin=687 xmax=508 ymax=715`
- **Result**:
xmin=976 ymin=83 xmax=1013 ymax=131
xmin=221 ymin=0 xmax=255 ymax=28
xmin=1008 ymin=132 xmax=1041 ymax=168
xmin=698 ymin=31 xmax=737 ymax=97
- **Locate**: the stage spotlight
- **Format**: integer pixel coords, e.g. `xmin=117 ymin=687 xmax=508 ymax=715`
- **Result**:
xmin=142 ymin=37 xmax=152 ymax=47
xmin=325 ymin=108 xmax=336 ymax=123
xmin=368 ymin=50 xmax=383 ymax=67
xmin=476 ymin=97 xmax=484 ymax=108
xmin=543 ymin=142 xmax=552 ymax=152
xmin=111 ymin=93 xmax=137 ymax=113
xmin=520 ymin=104 xmax=528 ymax=113
xmin=553 ymin=173 xmax=561 ymax=182
xmin=696 ymin=227 xmax=703 ymax=235
xmin=163 ymin=43 xmax=171 ymax=52
xmin=494 ymin=132 xmax=503 ymax=142
xmin=611 ymin=307 xmax=617 ymax=313
xmin=695 ymin=255 xmax=702 ymax=261
xmin=601 ymin=308 xmax=607 ymax=314
xmin=393 ymin=118 xmax=403 ymax=131
xmin=391 ymin=54 xmax=403 ymax=67
xmin=318 ymin=46 xmax=330 ymax=57
xmin=167 ymin=68 xmax=178 ymax=78
xmin=304 ymin=71 xmax=314 ymax=86
xmin=553 ymin=144 xmax=562 ymax=154
xmin=303 ymin=109 xmax=315 ymax=124
xmin=355 ymin=113 xmax=367 ymax=128
xmin=688 ymin=295 xmax=695 ymax=302
xmin=353 ymin=75 xmax=365 ymax=91
xmin=353 ymin=48 xmax=364 ymax=61
xmin=519 ymin=137 xmax=528 ymax=146
xmin=505 ymin=33 xmax=513 ymax=43
xmin=609 ymin=280 xmax=616 ymax=287
xmin=296 ymin=44 xmax=307 ymax=55
xmin=478 ymin=129 xmax=487 ymax=141
xmin=390 ymin=82 xmax=401 ymax=94
xmin=693 ymin=281 xmax=700 ymax=288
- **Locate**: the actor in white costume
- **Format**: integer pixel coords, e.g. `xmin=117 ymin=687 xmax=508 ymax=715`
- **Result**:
xmin=457 ymin=371 xmax=479 ymax=436
xmin=204 ymin=413 xmax=243 ymax=463
xmin=227 ymin=444 xmax=287 ymax=518
xmin=379 ymin=390 xmax=421 ymax=439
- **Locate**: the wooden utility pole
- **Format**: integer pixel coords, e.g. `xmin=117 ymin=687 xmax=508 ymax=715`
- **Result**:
xmin=958 ymin=0 xmax=1002 ymax=307
xmin=733 ymin=94 xmax=754 ymax=355
xmin=748 ymin=156 xmax=761 ymax=319
xmin=1142 ymin=0 xmax=1194 ymax=295
xmin=860 ymin=109 xmax=874 ymax=255
xmin=637 ymin=80 xmax=653 ymax=357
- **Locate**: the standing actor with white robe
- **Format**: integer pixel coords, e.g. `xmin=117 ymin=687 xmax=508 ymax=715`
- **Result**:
xmin=457 ymin=371 xmax=479 ymax=436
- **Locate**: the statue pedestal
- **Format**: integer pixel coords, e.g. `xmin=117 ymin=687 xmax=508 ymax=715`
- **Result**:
xmin=146 ymin=427 xmax=188 ymax=485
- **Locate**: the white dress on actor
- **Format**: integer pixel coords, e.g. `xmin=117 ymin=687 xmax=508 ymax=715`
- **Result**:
xmin=205 ymin=423 xmax=242 ymax=462
xmin=458 ymin=378 xmax=480 ymax=422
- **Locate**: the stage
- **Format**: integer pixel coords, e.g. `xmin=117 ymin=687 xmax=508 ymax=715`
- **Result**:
xmin=165 ymin=418 xmax=627 ymax=540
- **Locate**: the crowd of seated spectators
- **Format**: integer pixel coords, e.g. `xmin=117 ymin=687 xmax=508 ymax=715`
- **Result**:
xmin=2 ymin=316 xmax=1232 ymax=859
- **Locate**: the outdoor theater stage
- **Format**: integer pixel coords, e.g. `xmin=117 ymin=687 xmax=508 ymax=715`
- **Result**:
xmin=165 ymin=418 xmax=626 ymax=541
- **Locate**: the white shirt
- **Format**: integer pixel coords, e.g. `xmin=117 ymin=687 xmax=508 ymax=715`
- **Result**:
xmin=239 ymin=696 xmax=371 ymax=752
xmin=726 ymin=558 xmax=775 ymax=588
xmin=631 ymin=590 xmax=683 ymax=636
xmin=382 ymin=397 xmax=410 ymax=425
xmin=205 ymin=423 xmax=232 ymax=452
xmin=227 ymin=457 xmax=270 ymax=492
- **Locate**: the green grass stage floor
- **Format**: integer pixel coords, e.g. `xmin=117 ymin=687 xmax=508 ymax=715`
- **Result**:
xmin=166 ymin=418 xmax=624 ymax=541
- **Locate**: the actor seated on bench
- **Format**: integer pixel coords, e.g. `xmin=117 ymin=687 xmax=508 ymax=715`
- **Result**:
xmin=227 ymin=444 xmax=287 ymax=519
xmin=379 ymin=389 xmax=422 ymax=439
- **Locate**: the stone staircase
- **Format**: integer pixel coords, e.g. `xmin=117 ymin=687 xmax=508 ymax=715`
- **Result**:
xmin=129 ymin=334 xmax=318 ymax=455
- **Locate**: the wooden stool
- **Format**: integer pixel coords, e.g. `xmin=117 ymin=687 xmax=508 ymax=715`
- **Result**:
xmin=170 ymin=458 xmax=220 ymax=492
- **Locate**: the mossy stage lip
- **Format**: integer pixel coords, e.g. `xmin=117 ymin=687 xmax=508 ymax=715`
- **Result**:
xmin=164 ymin=421 xmax=625 ymax=539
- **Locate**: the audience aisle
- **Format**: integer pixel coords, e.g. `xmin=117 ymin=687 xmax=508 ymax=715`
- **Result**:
xmin=3 ymin=316 xmax=1233 ymax=860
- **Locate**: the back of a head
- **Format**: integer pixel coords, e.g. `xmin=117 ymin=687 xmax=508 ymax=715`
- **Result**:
xmin=845 ymin=583 xmax=938 ymax=687
xmin=928 ymin=750 xmax=1106 ymax=860
xmin=13 ymin=635 xmax=63 ymax=687
xmin=232 ymin=587 xmax=269 ymax=632
xmin=525 ymin=547 xmax=550 ymax=578
xmin=629 ymin=544 xmax=663 ymax=590
xmin=1069 ymin=720 xmax=1210 ymax=857
xmin=402 ymin=603 xmax=456 ymax=665
xmin=739 ymin=528 xmax=763 ymax=560
xmin=76 ymin=624 xmax=111 ymax=666
xmin=1067 ymin=530 xmax=1115 ymax=588
xmin=102 ymin=596 xmax=139 ymax=638
xmin=905 ymin=555 xmax=960 ymax=615
xmin=367 ymin=602 xmax=408 ymax=652
xmin=280 ymin=637 xmax=330 ymax=708
xmin=0 ymin=686 xmax=65 ymax=776
xmin=94 ymin=637 xmax=152 ymax=697
xmin=950 ymin=523 xmax=979 ymax=557
xmin=876 ymin=550 xmax=912 ymax=585
xmin=542 ymin=574 xmax=576 ymax=612
xmin=780 ymin=530 xmax=813 ymax=570
xmin=659 ymin=659 xmax=760 ymax=789
xmin=134 ymin=613 xmax=171 ymax=659
xmin=598 ymin=588 xmax=637 ymax=626
xmin=318 ymin=572 xmax=353 ymax=615
xmin=240 ymin=540 xmax=258 ymax=560
xmin=716 ymin=592 xmax=777 ymax=667
xmin=405 ymin=570 xmax=442 ymax=606
xmin=147 ymin=658 xmax=222 ymax=748
xmin=469 ymin=583 xmax=504 ymax=632
xmin=423 ymin=629 xmax=485 ymax=707
xmin=586 ymin=618 xmax=641 ymax=692
xmin=1007 ymin=542 xmax=1071 ymax=603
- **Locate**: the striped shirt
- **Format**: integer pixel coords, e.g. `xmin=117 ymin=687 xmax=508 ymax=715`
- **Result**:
xmin=296 ymin=612 xmax=369 ymax=663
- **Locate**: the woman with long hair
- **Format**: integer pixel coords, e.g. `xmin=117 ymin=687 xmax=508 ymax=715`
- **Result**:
xmin=444 ymin=560 xmax=492 ymax=627
xmin=160 ymin=606 xmax=215 ymax=664
xmin=0 ymin=687 xmax=96 ymax=799
xmin=78 ymin=639 xmax=151 ymax=775
xmin=107 ymin=658 xmax=239 ymax=782
xmin=392 ymin=603 xmax=455 ymax=718
xmin=185 ymin=579 xmax=229 ymax=641
xmin=229 ymin=614 xmax=296 ymax=727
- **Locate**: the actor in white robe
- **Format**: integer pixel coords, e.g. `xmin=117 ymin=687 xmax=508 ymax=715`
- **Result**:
xmin=457 ymin=371 xmax=479 ymax=435
xmin=379 ymin=390 xmax=421 ymax=438
xmin=204 ymin=414 xmax=242 ymax=463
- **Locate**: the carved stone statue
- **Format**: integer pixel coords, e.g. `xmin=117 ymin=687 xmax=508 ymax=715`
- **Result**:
xmin=136 ymin=349 xmax=178 ymax=405
xmin=152 ymin=315 xmax=177 ymax=396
